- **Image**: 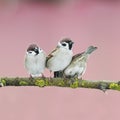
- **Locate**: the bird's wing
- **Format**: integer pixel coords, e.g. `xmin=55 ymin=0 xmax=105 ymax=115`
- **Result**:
xmin=46 ymin=47 xmax=58 ymax=61
xmin=72 ymin=52 xmax=85 ymax=61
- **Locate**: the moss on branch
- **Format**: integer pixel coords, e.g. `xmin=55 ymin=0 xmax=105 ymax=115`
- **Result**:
xmin=0 ymin=77 xmax=120 ymax=91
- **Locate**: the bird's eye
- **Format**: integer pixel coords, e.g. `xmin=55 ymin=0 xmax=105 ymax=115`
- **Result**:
xmin=28 ymin=51 xmax=32 ymax=54
xmin=62 ymin=43 xmax=66 ymax=46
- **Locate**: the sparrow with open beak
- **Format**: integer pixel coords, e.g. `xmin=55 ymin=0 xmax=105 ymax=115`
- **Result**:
xmin=64 ymin=46 xmax=97 ymax=79
xmin=46 ymin=38 xmax=74 ymax=78
xmin=25 ymin=44 xmax=46 ymax=78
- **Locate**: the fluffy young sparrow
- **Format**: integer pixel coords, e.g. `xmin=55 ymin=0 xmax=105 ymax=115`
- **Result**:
xmin=64 ymin=46 xmax=97 ymax=79
xmin=25 ymin=44 xmax=46 ymax=78
xmin=46 ymin=38 xmax=74 ymax=78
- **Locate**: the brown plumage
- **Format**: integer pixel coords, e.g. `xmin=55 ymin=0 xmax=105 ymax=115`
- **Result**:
xmin=64 ymin=46 xmax=97 ymax=79
xmin=27 ymin=44 xmax=38 ymax=52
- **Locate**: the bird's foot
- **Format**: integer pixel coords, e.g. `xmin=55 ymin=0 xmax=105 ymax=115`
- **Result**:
xmin=29 ymin=75 xmax=33 ymax=80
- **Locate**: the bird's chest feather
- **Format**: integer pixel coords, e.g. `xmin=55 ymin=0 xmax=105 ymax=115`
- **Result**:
xmin=53 ymin=49 xmax=72 ymax=62
xmin=48 ymin=48 xmax=73 ymax=71
xmin=27 ymin=55 xmax=39 ymax=64
xmin=26 ymin=54 xmax=45 ymax=67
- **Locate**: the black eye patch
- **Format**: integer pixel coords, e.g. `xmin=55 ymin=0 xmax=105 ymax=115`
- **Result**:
xmin=34 ymin=48 xmax=39 ymax=55
xmin=28 ymin=51 xmax=32 ymax=54
xmin=62 ymin=43 xmax=66 ymax=46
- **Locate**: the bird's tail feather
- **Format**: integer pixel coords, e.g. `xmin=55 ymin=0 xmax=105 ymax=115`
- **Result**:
xmin=85 ymin=46 xmax=97 ymax=54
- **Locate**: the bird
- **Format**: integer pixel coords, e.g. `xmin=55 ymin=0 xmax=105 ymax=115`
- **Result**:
xmin=25 ymin=44 xmax=46 ymax=78
xmin=46 ymin=38 xmax=74 ymax=78
xmin=63 ymin=46 xmax=97 ymax=79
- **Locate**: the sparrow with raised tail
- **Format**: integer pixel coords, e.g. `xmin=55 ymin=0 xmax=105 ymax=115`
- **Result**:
xmin=46 ymin=38 xmax=74 ymax=78
xmin=25 ymin=44 xmax=46 ymax=78
xmin=64 ymin=46 xmax=97 ymax=79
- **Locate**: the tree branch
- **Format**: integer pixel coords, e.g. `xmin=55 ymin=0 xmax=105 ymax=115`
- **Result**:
xmin=0 ymin=77 xmax=120 ymax=91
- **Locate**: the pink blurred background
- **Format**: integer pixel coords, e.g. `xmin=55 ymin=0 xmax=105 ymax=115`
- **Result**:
xmin=0 ymin=0 xmax=120 ymax=120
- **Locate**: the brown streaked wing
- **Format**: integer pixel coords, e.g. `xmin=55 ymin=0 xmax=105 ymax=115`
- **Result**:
xmin=46 ymin=47 xmax=58 ymax=61
xmin=72 ymin=52 xmax=85 ymax=60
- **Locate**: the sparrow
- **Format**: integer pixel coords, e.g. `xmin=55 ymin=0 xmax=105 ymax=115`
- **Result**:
xmin=46 ymin=38 xmax=74 ymax=78
xmin=25 ymin=44 xmax=46 ymax=78
xmin=64 ymin=46 xmax=97 ymax=79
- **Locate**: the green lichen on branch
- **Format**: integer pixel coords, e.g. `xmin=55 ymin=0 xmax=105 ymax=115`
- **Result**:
xmin=35 ymin=79 xmax=45 ymax=87
xmin=109 ymin=83 xmax=120 ymax=91
xmin=0 ymin=77 xmax=120 ymax=91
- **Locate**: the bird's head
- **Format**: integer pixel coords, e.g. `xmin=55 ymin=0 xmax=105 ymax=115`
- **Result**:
xmin=26 ymin=44 xmax=42 ymax=56
xmin=58 ymin=38 xmax=74 ymax=50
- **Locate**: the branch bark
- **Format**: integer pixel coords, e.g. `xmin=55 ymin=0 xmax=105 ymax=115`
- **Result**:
xmin=0 ymin=77 xmax=120 ymax=91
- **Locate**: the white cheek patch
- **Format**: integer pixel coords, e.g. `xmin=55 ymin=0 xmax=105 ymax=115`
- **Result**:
xmin=39 ymin=48 xmax=43 ymax=53
xmin=65 ymin=44 xmax=68 ymax=49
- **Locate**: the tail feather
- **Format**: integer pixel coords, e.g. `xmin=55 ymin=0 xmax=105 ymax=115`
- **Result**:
xmin=85 ymin=46 xmax=97 ymax=54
